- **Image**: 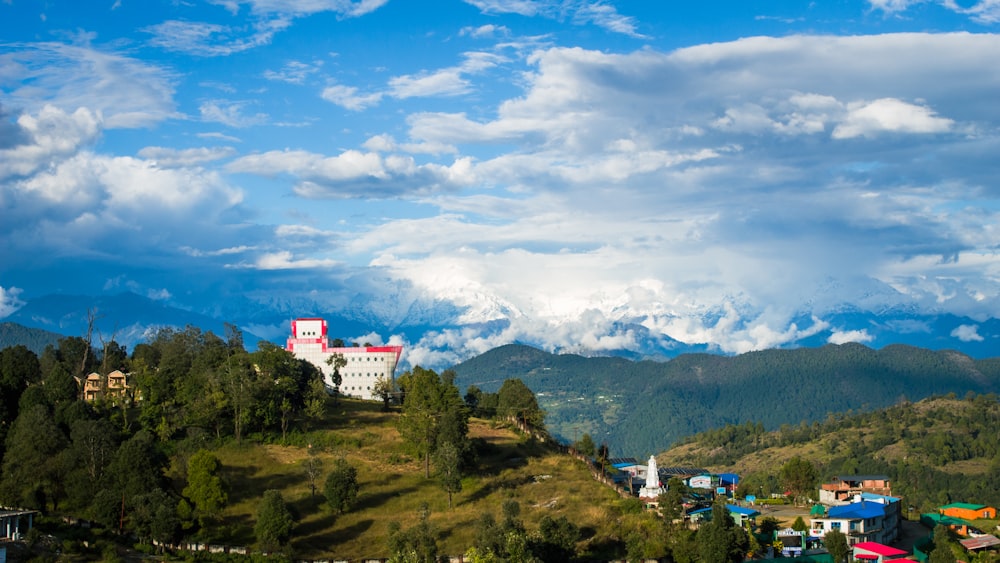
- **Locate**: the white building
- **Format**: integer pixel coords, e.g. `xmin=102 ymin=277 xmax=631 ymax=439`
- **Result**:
xmin=285 ymin=318 xmax=403 ymax=401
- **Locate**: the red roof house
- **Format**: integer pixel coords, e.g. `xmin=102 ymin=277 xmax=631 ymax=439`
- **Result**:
xmin=852 ymin=541 xmax=909 ymax=563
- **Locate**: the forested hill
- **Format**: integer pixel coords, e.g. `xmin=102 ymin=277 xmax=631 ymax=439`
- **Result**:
xmin=657 ymin=394 xmax=1000 ymax=511
xmin=0 ymin=322 xmax=63 ymax=355
xmin=450 ymin=342 xmax=1000 ymax=457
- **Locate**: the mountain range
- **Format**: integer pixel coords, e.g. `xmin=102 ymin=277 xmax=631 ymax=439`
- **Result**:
xmin=4 ymin=291 xmax=1000 ymax=458
xmin=2 ymin=290 xmax=999 ymax=368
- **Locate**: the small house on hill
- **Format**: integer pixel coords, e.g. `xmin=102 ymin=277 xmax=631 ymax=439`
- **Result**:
xmin=940 ymin=503 xmax=997 ymax=521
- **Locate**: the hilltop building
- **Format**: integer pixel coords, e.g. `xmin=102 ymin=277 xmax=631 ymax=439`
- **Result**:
xmin=285 ymin=318 xmax=403 ymax=401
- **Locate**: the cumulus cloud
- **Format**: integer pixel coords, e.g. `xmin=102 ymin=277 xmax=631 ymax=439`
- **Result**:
xmin=0 ymin=106 xmax=247 ymax=275
xmin=951 ymin=324 xmax=985 ymax=342
xmin=832 ymin=98 xmax=954 ymax=139
xmin=828 ymin=329 xmax=875 ymax=345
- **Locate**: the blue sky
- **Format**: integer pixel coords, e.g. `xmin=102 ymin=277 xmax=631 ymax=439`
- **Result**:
xmin=2 ymin=0 xmax=1000 ymax=365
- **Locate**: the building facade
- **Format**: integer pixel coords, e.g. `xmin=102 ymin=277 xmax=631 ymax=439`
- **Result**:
xmin=285 ymin=318 xmax=403 ymax=401
xmin=810 ymin=497 xmax=901 ymax=546
xmin=819 ymin=475 xmax=893 ymax=505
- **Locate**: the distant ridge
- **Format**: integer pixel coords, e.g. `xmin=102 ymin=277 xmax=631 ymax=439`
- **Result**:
xmin=0 ymin=321 xmax=64 ymax=355
xmin=451 ymin=342 xmax=1000 ymax=457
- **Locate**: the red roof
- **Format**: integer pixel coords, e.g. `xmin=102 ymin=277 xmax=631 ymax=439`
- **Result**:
xmin=854 ymin=542 xmax=909 ymax=557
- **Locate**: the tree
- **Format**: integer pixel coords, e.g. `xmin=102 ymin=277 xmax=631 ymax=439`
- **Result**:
xmin=131 ymin=489 xmax=179 ymax=550
xmin=325 ymin=352 xmax=347 ymax=399
xmin=929 ymin=524 xmax=956 ymax=563
xmin=0 ymin=345 xmax=41 ymax=450
xmin=302 ymin=454 xmax=323 ymax=498
xmin=98 ymin=430 xmax=166 ymax=532
xmin=534 ymin=515 xmax=580 ymax=562
xmin=659 ymin=477 xmax=688 ymax=525
xmin=780 ymin=456 xmax=819 ymax=503
xmin=575 ymin=433 xmax=596 ymax=458
xmin=0 ymin=404 xmax=68 ymax=510
xmin=255 ymin=490 xmax=294 ymax=551
xmin=696 ymin=499 xmax=750 ymax=563
xmin=324 ymin=458 xmax=359 ymax=514
xmin=182 ymin=449 xmax=227 ymax=526
xmin=433 ymin=441 xmax=462 ymax=509
xmin=397 ymin=366 xmax=468 ymax=477
xmin=496 ymin=378 xmax=544 ymax=429
xmin=373 ymin=375 xmax=395 ymax=411
xmin=824 ymin=529 xmax=849 ymax=563
xmin=791 ymin=516 xmax=809 ymax=531
xmin=387 ymin=503 xmax=438 ymax=563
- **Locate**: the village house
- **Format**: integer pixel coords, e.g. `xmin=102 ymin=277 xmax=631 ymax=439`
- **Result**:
xmin=76 ymin=369 xmax=139 ymax=404
xmin=810 ymin=496 xmax=901 ymax=546
xmin=921 ymin=512 xmax=983 ymax=537
xmin=852 ymin=541 xmax=909 ymax=563
xmin=819 ymin=475 xmax=893 ymax=505
xmin=939 ymin=502 xmax=997 ymax=521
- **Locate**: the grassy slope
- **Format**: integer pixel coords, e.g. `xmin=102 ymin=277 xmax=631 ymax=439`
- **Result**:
xmin=211 ymin=399 xmax=623 ymax=560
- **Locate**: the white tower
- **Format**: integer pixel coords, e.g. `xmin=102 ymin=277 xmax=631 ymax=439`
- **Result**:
xmin=639 ymin=455 xmax=665 ymax=500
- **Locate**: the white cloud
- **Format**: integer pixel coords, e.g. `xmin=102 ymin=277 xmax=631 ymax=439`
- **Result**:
xmin=828 ymin=329 xmax=875 ymax=345
xmin=0 ymin=43 xmax=177 ymax=128
xmin=199 ymin=100 xmax=269 ymax=127
xmin=463 ymin=0 xmax=644 ymax=37
xmin=870 ymin=1 xmax=1000 ymax=24
xmin=145 ymin=19 xmax=291 ymax=56
xmin=227 ymin=148 xmax=473 ymax=198
xmin=137 ymin=146 xmax=237 ymax=167
xmin=0 ymin=286 xmax=25 ymax=318
xmin=459 ymin=24 xmax=511 ymax=39
xmin=263 ymin=59 xmax=323 ymax=83
xmin=951 ymin=324 xmax=985 ymax=342
xmin=214 ymin=0 xmax=389 ymax=17
xmin=321 ymin=84 xmax=383 ymax=110
xmin=235 ymin=250 xmax=341 ymax=270
xmin=832 ymin=98 xmax=954 ymax=139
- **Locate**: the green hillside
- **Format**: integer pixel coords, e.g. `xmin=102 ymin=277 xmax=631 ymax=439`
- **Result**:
xmin=206 ymin=400 xmax=630 ymax=560
xmin=451 ymin=343 xmax=1000 ymax=457
xmin=656 ymin=394 xmax=1000 ymax=511
xmin=0 ymin=321 xmax=64 ymax=355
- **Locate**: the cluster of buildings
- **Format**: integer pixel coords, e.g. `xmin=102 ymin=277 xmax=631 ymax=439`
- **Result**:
xmin=602 ymin=459 xmax=1000 ymax=562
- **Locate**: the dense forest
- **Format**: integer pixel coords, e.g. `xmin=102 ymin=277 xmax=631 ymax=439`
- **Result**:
xmin=659 ymin=394 xmax=1000 ymax=511
xmin=451 ymin=343 xmax=1000 ymax=456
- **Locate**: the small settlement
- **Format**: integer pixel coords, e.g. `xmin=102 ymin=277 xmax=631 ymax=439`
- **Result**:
xmin=606 ymin=459 xmax=1000 ymax=562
